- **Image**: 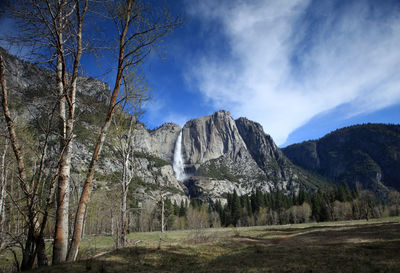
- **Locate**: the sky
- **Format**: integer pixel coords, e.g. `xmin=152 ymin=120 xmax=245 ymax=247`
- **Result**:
xmin=138 ymin=0 xmax=400 ymax=147
xmin=1 ymin=0 xmax=400 ymax=147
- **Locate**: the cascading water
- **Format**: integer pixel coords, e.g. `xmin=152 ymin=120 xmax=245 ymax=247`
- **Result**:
xmin=173 ymin=130 xmax=187 ymax=181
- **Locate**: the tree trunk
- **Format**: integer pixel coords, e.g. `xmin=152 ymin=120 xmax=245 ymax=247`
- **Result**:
xmin=20 ymin=227 xmax=36 ymax=271
xmin=0 ymin=55 xmax=28 ymax=193
xmin=0 ymin=139 xmax=7 ymax=247
xmin=161 ymin=195 xmax=165 ymax=233
xmin=53 ymin=0 xmax=87 ymax=264
xmin=1 ymin=54 xmax=36 ymax=271
xmin=53 ymin=40 xmax=70 ymax=264
xmin=36 ymin=234 xmax=48 ymax=267
xmin=67 ymin=0 xmax=133 ymax=261
xmin=120 ymin=189 xmax=127 ymax=247
xmin=119 ymin=116 xmax=135 ymax=247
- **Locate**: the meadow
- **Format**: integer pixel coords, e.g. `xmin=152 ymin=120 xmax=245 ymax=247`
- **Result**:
xmin=19 ymin=216 xmax=400 ymax=273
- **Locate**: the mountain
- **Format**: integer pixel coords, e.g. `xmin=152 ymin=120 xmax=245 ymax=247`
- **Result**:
xmin=4 ymin=47 xmax=397 ymax=206
xmin=282 ymin=124 xmax=400 ymax=196
xmin=0 ymin=47 xmax=189 ymax=205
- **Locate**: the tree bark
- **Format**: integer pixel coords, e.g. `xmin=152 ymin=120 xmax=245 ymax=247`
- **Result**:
xmin=67 ymin=1 xmax=133 ymax=261
xmin=1 ymin=53 xmax=34 ymax=271
xmin=53 ymin=0 xmax=87 ymax=264
xmin=119 ymin=116 xmax=135 ymax=247
xmin=0 ymin=55 xmax=28 ymax=194
xmin=161 ymin=194 xmax=165 ymax=233
xmin=0 ymin=139 xmax=7 ymax=248
xmin=120 ymin=189 xmax=127 ymax=247
xmin=53 ymin=48 xmax=70 ymax=264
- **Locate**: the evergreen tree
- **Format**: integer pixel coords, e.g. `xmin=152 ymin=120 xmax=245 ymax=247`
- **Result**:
xmin=274 ymin=189 xmax=284 ymax=210
xmin=255 ymin=189 xmax=264 ymax=209
xmin=250 ymin=192 xmax=257 ymax=213
xmin=231 ymin=190 xmax=241 ymax=226
xmin=311 ymin=191 xmax=329 ymax=222
xmin=352 ymin=186 xmax=359 ymax=199
xmin=173 ymin=200 xmax=179 ymax=216
xmin=215 ymin=200 xmax=223 ymax=223
xmin=344 ymin=183 xmax=352 ymax=201
xmin=223 ymin=205 xmax=231 ymax=226
xmin=298 ymin=188 xmax=306 ymax=205
xmin=190 ymin=198 xmax=200 ymax=209
xmin=164 ymin=198 xmax=174 ymax=219
xmin=265 ymin=193 xmax=273 ymax=209
xmin=179 ymin=200 xmax=187 ymax=217
xmin=336 ymin=185 xmax=346 ymax=202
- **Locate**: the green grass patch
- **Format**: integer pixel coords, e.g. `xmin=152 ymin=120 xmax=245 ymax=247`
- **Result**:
xmin=26 ymin=217 xmax=400 ymax=273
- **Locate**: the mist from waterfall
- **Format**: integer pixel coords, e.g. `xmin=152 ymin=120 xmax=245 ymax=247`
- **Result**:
xmin=173 ymin=130 xmax=187 ymax=181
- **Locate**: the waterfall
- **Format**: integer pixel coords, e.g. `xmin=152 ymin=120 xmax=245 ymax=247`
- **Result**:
xmin=173 ymin=130 xmax=186 ymax=181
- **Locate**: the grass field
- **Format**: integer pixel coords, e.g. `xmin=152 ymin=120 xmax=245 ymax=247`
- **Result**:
xmin=20 ymin=217 xmax=400 ymax=272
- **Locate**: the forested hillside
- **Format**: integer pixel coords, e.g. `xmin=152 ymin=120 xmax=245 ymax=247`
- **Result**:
xmin=283 ymin=124 xmax=400 ymax=196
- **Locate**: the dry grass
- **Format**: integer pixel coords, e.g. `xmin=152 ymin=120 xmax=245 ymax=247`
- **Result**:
xmin=26 ymin=217 xmax=400 ymax=273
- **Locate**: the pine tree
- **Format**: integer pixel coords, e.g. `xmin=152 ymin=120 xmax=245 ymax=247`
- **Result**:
xmin=173 ymin=200 xmax=179 ymax=216
xmin=336 ymin=185 xmax=346 ymax=202
xmin=179 ymin=200 xmax=187 ymax=217
xmin=231 ymin=190 xmax=241 ymax=226
xmin=190 ymin=198 xmax=200 ymax=209
xmin=298 ymin=188 xmax=306 ymax=205
xmin=250 ymin=192 xmax=257 ymax=213
xmin=344 ymin=183 xmax=352 ymax=201
xmin=256 ymin=189 xmax=264 ymax=209
xmin=215 ymin=200 xmax=223 ymax=223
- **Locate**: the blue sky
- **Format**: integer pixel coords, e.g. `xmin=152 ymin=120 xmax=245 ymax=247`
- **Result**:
xmin=1 ymin=0 xmax=400 ymax=147
xmin=138 ymin=0 xmax=400 ymax=147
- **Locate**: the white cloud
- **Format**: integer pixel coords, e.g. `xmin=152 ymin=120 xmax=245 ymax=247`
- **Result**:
xmin=187 ymin=0 xmax=400 ymax=145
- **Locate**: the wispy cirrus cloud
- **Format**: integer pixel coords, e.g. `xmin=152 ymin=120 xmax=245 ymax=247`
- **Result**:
xmin=186 ymin=0 xmax=400 ymax=145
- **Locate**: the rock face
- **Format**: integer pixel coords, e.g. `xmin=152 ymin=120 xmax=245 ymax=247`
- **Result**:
xmin=133 ymin=122 xmax=181 ymax=163
xmin=181 ymin=110 xmax=252 ymax=170
xmin=0 ymin=47 xmax=188 ymax=205
xmin=236 ymin=117 xmax=291 ymax=181
xmin=130 ymin=157 xmax=188 ymax=204
xmin=8 ymin=50 xmax=324 ymax=201
xmin=282 ymin=124 xmax=400 ymax=195
xmin=152 ymin=110 xmax=326 ymax=202
xmin=0 ymin=47 xmax=327 ymax=205
xmin=5 ymin=47 xmax=398 ymax=204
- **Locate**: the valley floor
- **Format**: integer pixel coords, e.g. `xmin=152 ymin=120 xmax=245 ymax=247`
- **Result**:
xmin=27 ymin=217 xmax=400 ymax=272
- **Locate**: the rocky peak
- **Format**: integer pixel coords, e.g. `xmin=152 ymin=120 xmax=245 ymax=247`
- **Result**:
xmin=133 ymin=122 xmax=181 ymax=163
xmin=150 ymin=123 xmax=181 ymax=162
xmin=235 ymin=117 xmax=287 ymax=169
xmin=181 ymin=110 xmax=250 ymax=169
xmin=0 ymin=46 xmax=110 ymax=105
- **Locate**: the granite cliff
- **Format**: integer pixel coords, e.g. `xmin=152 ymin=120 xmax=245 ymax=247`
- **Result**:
xmin=2 ymin=47 xmax=397 ymax=206
xmin=132 ymin=110 xmax=327 ymax=203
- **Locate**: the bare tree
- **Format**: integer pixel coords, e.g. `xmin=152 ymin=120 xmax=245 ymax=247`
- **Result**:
xmin=111 ymin=71 xmax=149 ymax=247
xmin=50 ymin=0 xmax=88 ymax=265
xmin=2 ymin=0 xmax=181 ymax=265
xmin=359 ymin=190 xmax=375 ymax=221
xmin=67 ymin=0 xmax=181 ymax=261
xmin=5 ymin=0 xmax=89 ymax=265
xmin=0 ymin=135 xmax=8 ymax=248
xmin=0 ymin=53 xmax=60 ymax=270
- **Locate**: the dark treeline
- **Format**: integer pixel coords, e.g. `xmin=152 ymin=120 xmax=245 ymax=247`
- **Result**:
xmin=156 ymin=185 xmax=400 ymax=230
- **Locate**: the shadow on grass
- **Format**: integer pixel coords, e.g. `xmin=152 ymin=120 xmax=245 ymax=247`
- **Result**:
xmin=31 ymin=222 xmax=400 ymax=273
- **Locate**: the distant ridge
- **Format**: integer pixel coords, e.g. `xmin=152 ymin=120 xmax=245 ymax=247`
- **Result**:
xmin=282 ymin=123 xmax=400 ymax=196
